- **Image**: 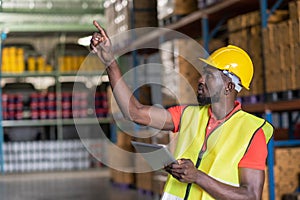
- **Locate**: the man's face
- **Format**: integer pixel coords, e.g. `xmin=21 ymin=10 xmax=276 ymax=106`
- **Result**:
xmin=197 ymin=66 xmax=225 ymax=106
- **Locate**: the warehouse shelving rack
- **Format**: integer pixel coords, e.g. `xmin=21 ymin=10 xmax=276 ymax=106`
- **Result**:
xmin=0 ymin=62 xmax=112 ymax=174
xmin=0 ymin=0 xmax=114 ymax=174
xmin=120 ymin=0 xmax=300 ymax=199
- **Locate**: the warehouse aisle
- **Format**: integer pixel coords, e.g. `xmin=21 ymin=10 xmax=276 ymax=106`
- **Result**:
xmin=0 ymin=169 xmax=156 ymax=200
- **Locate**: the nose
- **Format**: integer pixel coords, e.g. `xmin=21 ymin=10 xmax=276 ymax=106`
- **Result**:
xmin=198 ymin=75 xmax=205 ymax=84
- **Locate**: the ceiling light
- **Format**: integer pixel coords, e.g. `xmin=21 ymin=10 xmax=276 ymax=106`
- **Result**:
xmin=78 ymin=36 xmax=92 ymax=46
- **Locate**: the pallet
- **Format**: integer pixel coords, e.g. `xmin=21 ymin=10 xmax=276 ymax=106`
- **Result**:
xmin=282 ymin=193 xmax=300 ymax=200
xmin=240 ymin=89 xmax=300 ymax=104
xmin=111 ymin=180 xmax=134 ymax=190
xmin=239 ymin=94 xmax=264 ymax=104
xmin=266 ymin=89 xmax=300 ymax=102
xmin=138 ymin=188 xmax=154 ymax=196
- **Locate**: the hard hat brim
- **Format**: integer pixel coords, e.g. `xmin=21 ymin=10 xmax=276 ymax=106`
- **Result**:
xmin=199 ymin=58 xmax=218 ymax=69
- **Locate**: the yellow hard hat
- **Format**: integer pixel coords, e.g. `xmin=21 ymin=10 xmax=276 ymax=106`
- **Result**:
xmin=199 ymin=45 xmax=253 ymax=90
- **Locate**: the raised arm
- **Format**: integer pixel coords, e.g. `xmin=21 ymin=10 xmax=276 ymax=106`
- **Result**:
xmin=90 ymin=20 xmax=174 ymax=131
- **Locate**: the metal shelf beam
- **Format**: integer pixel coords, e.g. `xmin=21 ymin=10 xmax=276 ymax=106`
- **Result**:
xmin=0 ymin=12 xmax=105 ymax=33
xmin=2 ymin=118 xmax=111 ymax=127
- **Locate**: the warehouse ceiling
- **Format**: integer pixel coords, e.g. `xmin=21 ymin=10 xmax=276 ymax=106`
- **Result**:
xmin=0 ymin=0 xmax=106 ymax=35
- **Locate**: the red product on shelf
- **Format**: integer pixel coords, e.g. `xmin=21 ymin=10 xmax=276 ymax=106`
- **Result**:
xmin=8 ymin=111 xmax=15 ymax=120
xmin=39 ymin=110 xmax=47 ymax=119
xmin=72 ymin=110 xmax=81 ymax=118
xmin=30 ymin=93 xmax=39 ymax=102
xmin=7 ymin=103 xmax=15 ymax=111
xmin=80 ymin=109 xmax=88 ymax=118
xmin=47 ymin=92 xmax=56 ymax=101
xmin=38 ymin=101 xmax=47 ymax=110
xmin=101 ymin=100 xmax=108 ymax=109
xmin=30 ymin=102 xmax=39 ymax=110
xmin=2 ymin=112 xmax=8 ymax=120
xmin=15 ymin=111 xmax=23 ymax=120
xmin=72 ymin=100 xmax=81 ymax=110
xmin=96 ymin=108 xmax=108 ymax=118
xmin=14 ymin=94 xmax=23 ymax=103
xmin=62 ymin=101 xmax=71 ymax=110
xmin=80 ymin=100 xmax=88 ymax=109
xmin=31 ymin=110 xmax=39 ymax=120
xmin=47 ymin=101 xmax=56 ymax=111
xmin=15 ymin=103 xmax=23 ymax=112
xmin=48 ymin=110 xmax=57 ymax=119
xmin=38 ymin=93 xmax=47 ymax=102
xmin=62 ymin=92 xmax=72 ymax=102
xmin=62 ymin=109 xmax=71 ymax=118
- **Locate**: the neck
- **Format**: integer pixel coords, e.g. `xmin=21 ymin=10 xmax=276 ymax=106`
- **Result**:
xmin=211 ymin=100 xmax=235 ymax=120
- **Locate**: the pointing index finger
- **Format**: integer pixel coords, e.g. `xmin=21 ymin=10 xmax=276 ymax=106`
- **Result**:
xmin=93 ymin=20 xmax=108 ymax=38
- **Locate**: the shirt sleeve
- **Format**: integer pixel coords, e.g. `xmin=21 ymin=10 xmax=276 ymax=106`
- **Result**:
xmin=238 ymin=129 xmax=268 ymax=170
xmin=167 ymin=105 xmax=187 ymax=133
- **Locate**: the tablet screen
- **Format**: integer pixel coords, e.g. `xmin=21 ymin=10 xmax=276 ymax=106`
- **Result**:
xmin=131 ymin=141 xmax=176 ymax=170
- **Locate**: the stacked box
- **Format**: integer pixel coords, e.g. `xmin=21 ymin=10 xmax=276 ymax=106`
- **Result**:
xmin=174 ymin=0 xmax=198 ymax=15
xmin=228 ymin=10 xmax=295 ymax=96
xmin=262 ymin=147 xmax=300 ymax=200
xmin=228 ymin=25 xmax=263 ymax=96
xmin=110 ymin=169 xmax=135 ymax=185
xmin=289 ymin=1 xmax=300 ymax=19
xmin=273 ymin=147 xmax=300 ymax=200
xmin=228 ymin=12 xmax=262 ymax=96
xmin=227 ymin=11 xmax=260 ymax=32
xmin=262 ymin=1 xmax=300 ymax=92
xmin=263 ymin=19 xmax=300 ymax=92
xmin=109 ymin=130 xmax=135 ymax=185
xmin=152 ymin=171 xmax=168 ymax=196
xmin=133 ymin=130 xmax=171 ymax=192
xmin=160 ymin=39 xmax=202 ymax=105
xmin=105 ymin=0 xmax=158 ymax=34
xmin=160 ymin=41 xmax=178 ymax=106
xmin=104 ymin=0 xmax=158 ymax=51
xmin=133 ymin=130 xmax=153 ymax=192
xmin=136 ymin=173 xmax=153 ymax=190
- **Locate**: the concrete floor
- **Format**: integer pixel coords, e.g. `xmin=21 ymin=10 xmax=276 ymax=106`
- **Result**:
xmin=0 ymin=169 xmax=156 ymax=200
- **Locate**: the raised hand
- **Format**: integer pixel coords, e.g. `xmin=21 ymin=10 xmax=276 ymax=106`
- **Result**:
xmin=90 ymin=20 xmax=115 ymax=67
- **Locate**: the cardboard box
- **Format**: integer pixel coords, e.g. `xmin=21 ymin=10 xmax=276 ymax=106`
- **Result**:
xmin=174 ymin=0 xmax=198 ymax=15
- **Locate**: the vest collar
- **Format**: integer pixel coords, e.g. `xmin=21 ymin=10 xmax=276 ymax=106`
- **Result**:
xmin=208 ymin=101 xmax=241 ymax=122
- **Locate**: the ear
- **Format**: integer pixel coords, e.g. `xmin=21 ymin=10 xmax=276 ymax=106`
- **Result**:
xmin=227 ymin=82 xmax=235 ymax=92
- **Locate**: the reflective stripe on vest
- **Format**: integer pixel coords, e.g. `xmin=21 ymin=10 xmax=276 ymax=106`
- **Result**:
xmin=163 ymin=105 xmax=273 ymax=200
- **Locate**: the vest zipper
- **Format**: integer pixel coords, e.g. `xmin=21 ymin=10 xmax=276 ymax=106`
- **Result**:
xmin=183 ymin=150 xmax=205 ymax=200
xmin=183 ymin=116 xmax=218 ymax=200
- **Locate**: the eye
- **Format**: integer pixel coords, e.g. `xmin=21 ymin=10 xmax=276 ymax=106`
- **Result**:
xmin=205 ymin=72 xmax=213 ymax=79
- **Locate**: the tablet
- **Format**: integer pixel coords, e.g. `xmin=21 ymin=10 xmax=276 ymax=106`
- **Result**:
xmin=131 ymin=141 xmax=177 ymax=170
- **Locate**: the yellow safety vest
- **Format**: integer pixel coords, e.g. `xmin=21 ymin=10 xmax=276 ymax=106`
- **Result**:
xmin=162 ymin=105 xmax=273 ymax=200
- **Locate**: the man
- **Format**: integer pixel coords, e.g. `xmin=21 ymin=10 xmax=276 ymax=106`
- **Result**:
xmin=90 ymin=20 xmax=273 ymax=200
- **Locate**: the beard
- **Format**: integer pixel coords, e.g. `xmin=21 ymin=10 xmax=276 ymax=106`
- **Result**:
xmin=197 ymin=84 xmax=221 ymax=106
xmin=197 ymin=95 xmax=211 ymax=106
